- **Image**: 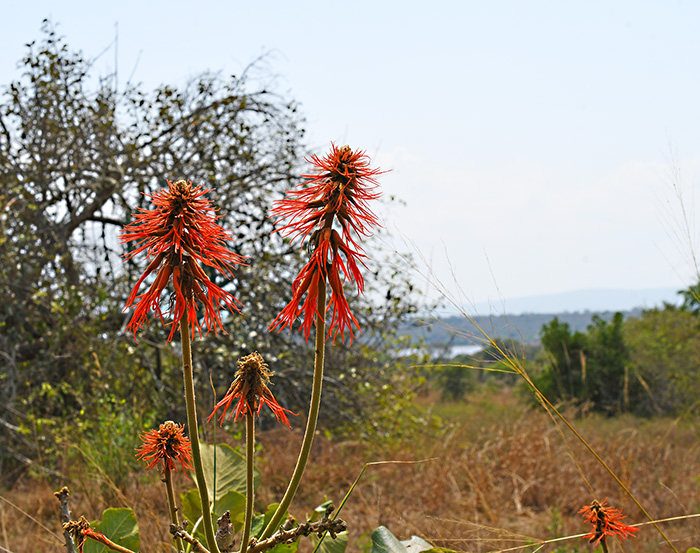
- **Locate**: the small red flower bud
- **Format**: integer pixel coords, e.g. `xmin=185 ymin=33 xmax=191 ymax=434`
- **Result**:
xmin=136 ymin=421 xmax=194 ymax=475
xmin=208 ymin=352 xmax=296 ymax=428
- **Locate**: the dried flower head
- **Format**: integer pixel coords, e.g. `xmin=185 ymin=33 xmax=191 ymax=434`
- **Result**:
xmin=64 ymin=516 xmax=106 ymax=553
xmin=208 ymin=352 xmax=295 ymax=428
xmin=121 ymin=179 xmax=245 ymax=341
xmin=136 ymin=421 xmax=194 ymax=474
xmin=269 ymin=144 xmax=383 ymax=343
xmin=579 ymin=499 xmax=638 ymax=548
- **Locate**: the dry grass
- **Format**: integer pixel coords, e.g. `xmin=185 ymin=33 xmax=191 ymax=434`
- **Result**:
xmin=2 ymin=389 xmax=699 ymax=553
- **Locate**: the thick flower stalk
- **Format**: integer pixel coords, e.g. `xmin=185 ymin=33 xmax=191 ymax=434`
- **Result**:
xmin=208 ymin=351 xmax=295 ymax=428
xmin=579 ymin=499 xmax=638 ymax=551
xmin=121 ymin=179 xmax=245 ymax=341
xmin=269 ymin=143 xmax=382 ymax=343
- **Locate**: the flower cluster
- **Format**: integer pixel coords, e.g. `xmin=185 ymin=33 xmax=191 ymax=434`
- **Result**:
xmin=579 ymin=499 xmax=638 ymax=548
xmin=208 ymin=352 xmax=295 ymax=428
xmin=269 ymin=144 xmax=382 ymax=342
xmin=121 ymin=179 xmax=245 ymax=341
xmin=136 ymin=421 xmax=194 ymax=475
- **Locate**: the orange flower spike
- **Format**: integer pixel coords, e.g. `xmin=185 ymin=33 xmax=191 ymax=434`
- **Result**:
xmin=579 ymin=499 xmax=639 ymax=548
xmin=121 ymin=179 xmax=245 ymax=341
xmin=269 ymin=147 xmax=384 ymax=343
xmin=136 ymin=421 xmax=194 ymax=475
xmin=208 ymin=352 xmax=296 ymax=428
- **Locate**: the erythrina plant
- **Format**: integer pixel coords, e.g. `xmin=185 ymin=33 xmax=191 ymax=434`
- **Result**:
xmin=269 ymin=143 xmax=382 ymax=343
xmin=55 ymin=147 xmax=381 ymax=553
xmin=121 ymin=179 xmax=248 ymax=552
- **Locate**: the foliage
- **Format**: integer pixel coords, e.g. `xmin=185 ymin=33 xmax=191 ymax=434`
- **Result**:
xmin=535 ymin=314 xmax=630 ymax=414
xmin=624 ymin=304 xmax=700 ymax=416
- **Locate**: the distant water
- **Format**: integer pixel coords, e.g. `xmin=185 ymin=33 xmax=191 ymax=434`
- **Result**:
xmin=445 ymin=344 xmax=482 ymax=357
xmin=398 ymin=344 xmax=482 ymax=359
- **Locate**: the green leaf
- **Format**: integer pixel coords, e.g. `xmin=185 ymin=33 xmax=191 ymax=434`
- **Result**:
xmin=181 ymin=489 xmax=203 ymax=527
xmin=83 ymin=508 xmax=139 ymax=553
xmin=216 ymin=489 xmax=247 ymax=532
xmin=401 ymin=536 xmax=437 ymax=552
xmin=309 ymin=500 xmax=348 ymax=553
xmin=311 ymin=530 xmax=349 ymax=553
xmin=247 ymin=503 xmax=297 ymax=552
xmin=198 ymin=442 xmax=260 ymax=500
xmin=269 ymin=541 xmax=298 ymax=553
xmin=181 ymin=488 xmax=246 ymax=541
xmin=180 ymin=489 xmax=207 ymax=545
xmin=686 ymin=549 xmax=700 ymax=553
xmin=370 ymin=526 xmax=408 ymax=553
xmin=250 ymin=502 xmax=281 ymax=539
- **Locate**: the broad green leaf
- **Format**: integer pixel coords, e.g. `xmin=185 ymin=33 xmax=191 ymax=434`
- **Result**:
xmin=182 ymin=488 xmax=247 ymax=542
xmin=250 ymin=502 xmax=281 ymax=539
xmin=686 ymin=548 xmax=700 ymax=553
xmin=180 ymin=489 xmax=207 ymax=545
xmin=83 ymin=508 xmax=139 ymax=553
xmin=269 ymin=541 xmax=298 ymax=553
xmin=244 ymin=503 xmax=297 ymax=553
xmin=370 ymin=526 xmax=408 ymax=553
xmin=198 ymin=443 xmax=261 ymax=500
xmin=216 ymin=490 xmax=247 ymax=532
xmin=311 ymin=529 xmax=349 ymax=553
xmin=401 ymin=536 xmax=436 ymax=552
xmin=309 ymin=500 xmax=348 ymax=553
xmin=181 ymin=488 xmax=203 ymax=528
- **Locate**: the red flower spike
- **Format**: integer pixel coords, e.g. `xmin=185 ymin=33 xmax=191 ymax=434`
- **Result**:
xmin=136 ymin=421 xmax=194 ymax=475
xmin=579 ymin=499 xmax=639 ymax=548
xmin=121 ymin=179 xmax=246 ymax=341
xmin=269 ymin=144 xmax=383 ymax=343
xmin=208 ymin=352 xmax=296 ymax=428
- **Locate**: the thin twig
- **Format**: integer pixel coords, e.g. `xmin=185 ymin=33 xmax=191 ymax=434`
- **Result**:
xmin=249 ymin=509 xmax=346 ymax=553
xmin=171 ymin=523 xmax=211 ymax=553
xmin=53 ymin=487 xmax=76 ymax=553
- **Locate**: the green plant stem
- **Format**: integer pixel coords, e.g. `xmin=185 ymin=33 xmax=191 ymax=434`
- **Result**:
xmin=164 ymin=466 xmax=185 ymax=553
xmin=260 ymin=279 xmax=327 ymax=540
xmin=239 ymin=412 xmax=255 ymax=553
xmin=181 ymin=316 xmax=220 ymax=553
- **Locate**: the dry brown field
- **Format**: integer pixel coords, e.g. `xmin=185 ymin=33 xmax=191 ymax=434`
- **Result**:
xmin=1 ymin=388 xmax=699 ymax=552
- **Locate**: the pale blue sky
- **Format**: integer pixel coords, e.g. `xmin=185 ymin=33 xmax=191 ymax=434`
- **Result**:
xmin=4 ymin=1 xmax=700 ymax=310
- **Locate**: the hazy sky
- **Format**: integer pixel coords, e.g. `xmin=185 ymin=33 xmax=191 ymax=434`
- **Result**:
xmin=4 ymin=1 xmax=700 ymax=310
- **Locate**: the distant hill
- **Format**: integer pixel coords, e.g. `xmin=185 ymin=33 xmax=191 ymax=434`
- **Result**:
xmin=404 ymin=309 xmax=642 ymax=346
xmin=458 ymin=287 xmax=680 ymax=316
